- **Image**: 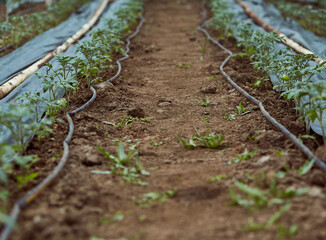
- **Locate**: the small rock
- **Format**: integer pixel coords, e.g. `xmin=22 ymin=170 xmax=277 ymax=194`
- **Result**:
xmin=201 ymin=83 xmax=217 ymax=94
xmin=128 ymin=106 xmax=145 ymax=118
xmin=258 ymin=155 xmax=271 ymax=164
xmin=158 ymin=99 xmax=172 ymax=107
xmin=95 ymin=82 xmax=115 ymax=96
xmin=158 ymin=101 xmax=172 ymax=107
xmin=164 ymin=160 xmax=172 ymax=164
xmin=82 ymin=152 xmax=102 ymax=166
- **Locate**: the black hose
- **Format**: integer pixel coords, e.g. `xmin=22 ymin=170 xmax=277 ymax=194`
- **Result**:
xmin=0 ymin=45 xmax=11 ymax=54
xmin=198 ymin=3 xmax=326 ymax=172
xmin=0 ymin=15 xmax=145 ymax=240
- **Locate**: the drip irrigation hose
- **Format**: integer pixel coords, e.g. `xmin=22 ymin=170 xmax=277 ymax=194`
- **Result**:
xmin=0 ymin=45 xmax=11 ymax=54
xmin=0 ymin=15 xmax=145 ymax=240
xmin=198 ymin=3 xmax=326 ymax=172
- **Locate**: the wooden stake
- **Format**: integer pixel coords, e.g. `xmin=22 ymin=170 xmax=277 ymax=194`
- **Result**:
xmin=0 ymin=0 xmax=111 ymax=99
xmin=236 ymin=0 xmax=326 ymax=68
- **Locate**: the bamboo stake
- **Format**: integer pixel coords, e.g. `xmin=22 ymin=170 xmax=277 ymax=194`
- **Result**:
xmin=0 ymin=0 xmax=111 ymax=99
xmin=236 ymin=0 xmax=326 ymax=68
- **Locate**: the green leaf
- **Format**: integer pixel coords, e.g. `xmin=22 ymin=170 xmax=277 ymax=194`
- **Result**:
xmin=90 ymin=170 xmax=111 ymax=175
xmin=298 ymin=159 xmax=315 ymax=175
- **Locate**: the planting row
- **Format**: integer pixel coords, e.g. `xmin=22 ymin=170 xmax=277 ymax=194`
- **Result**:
xmin=266 ymin=0 xmax=326 ymax=37
xmin=0 ymin=0 xmax=90 ymax=54
xmin=209 ymin=0 xmax=326 ymax=142
xmin=0 ymin=0 xmax=142 ymax=226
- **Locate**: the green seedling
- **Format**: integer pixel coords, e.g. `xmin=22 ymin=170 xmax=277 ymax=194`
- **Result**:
xmin=97 ymin=142 xmax=149 ymax=185
xmin=196 ymin=96 xmax=215 ymax=107
xmin=100 ymin=211 xmax=124 ymax=224
xmin=132 ymin=189 xmax=176 ymax=208
xmin=298 ymin=159 xmax=315 ymax=175
xmin=176 ymin=63 xmax=192 ymax=69
xmin=103 ymin=117 xmax=153 ymax=128
xmin=16 ymin=172 xmax=38 ymax=189
xmin=229 ymin=181 xmax=269 ymax=209
xmin=277 ymin=224 xmax=298 ymax=240
xmin=243 ymin=203 xmax=291 ymax=231
xmin=298 ymin=134 xmax=319 ymax=146
xmin=206 ymin=75 xmax=217 ymax=80
xmin=251 ymin=77 xmax=269 ymax=89
xmin=199 ymin=45 xmax=206 ymax=53
xmin=178 ymin=136 xmax=197 ymax=149
xmin=208 ymin=175 xmax=227 ymax=183
xmin=150 ymin=141 xmax=164 ymax=146
xmin=236 ymin=102 xmax=253 ymax=115
xmin=202 ymin=116 xmax=209 ymax=122
xmin=230 ymin=148 xmax=257 ymax=164
xmin=178 ymin=127 xmax=225 ymax=150
xmin=224 ymin=113 xmax=236 ymax=121
xmin=138 ymin=215 xmax=147 ymax=222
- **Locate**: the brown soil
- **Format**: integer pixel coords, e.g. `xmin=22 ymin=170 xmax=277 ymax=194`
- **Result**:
xmin=7 ymin=0 xmax=326 ymax=239
xmin=0 ymin=2 xmax=45 ymax=21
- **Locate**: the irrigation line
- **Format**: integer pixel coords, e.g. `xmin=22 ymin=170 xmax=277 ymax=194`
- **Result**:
xmin=0 ymin=45 xmax=11 ymax=54
xmin=0 ymin=0 xmax=111 ymax=100
xmin=0 ymin=15 xmax=145 ymax=240
xmin=198 ymin=4 xmax=326 ymax=172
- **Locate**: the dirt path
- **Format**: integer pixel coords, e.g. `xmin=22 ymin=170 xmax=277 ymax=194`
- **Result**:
xmin=12 ymin=0 xmax=326 ymax=239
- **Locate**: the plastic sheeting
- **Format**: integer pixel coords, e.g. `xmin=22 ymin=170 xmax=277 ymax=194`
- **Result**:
xmin=0 ymin=0 xmax=101 ymax=84
xmin=0 ymin=0 xmax=132 ymax=144
xmin=228 ymin=0 xmax=326 ymax=136
xmin=7 ymin=0 xmax=44 ymax=13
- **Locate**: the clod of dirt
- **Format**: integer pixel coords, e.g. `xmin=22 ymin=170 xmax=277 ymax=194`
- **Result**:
xmin=63 ymin=207 xmax=82 ymax=225
xmin=200 ymin=83 xmax=217 ymax=94
xmin=158 ymin=99 xmax=172 ymax=107
xmin=71 ymin=146 xmax=102 ymax=166
xmin=128 ymin=106 xmax=145 ymax=118
xmin=309 ymin=170 xmax=326 ymax=187
xmin=95 ymin=81 xmax=115 ymax=96
xmin=82 ymin=152 xmax=102 ymax=166
xmin=189 ymin=36 xmax=196 ymax=41
xmin=315 ymin=144 xmax=326 ymax=162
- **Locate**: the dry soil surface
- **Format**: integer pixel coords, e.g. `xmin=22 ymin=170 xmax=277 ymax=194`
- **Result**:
xmin=9 ymin=0 xmax=326 ymax=239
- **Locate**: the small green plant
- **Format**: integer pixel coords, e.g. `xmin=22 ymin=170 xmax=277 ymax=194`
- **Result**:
xmin=236 ymin=102 xmax=253 ymax=115
xmin=16 ymin=172 xmax=39 ymax=189
xmin=97 ymin=142 xmax=149 ymax=185
xmin=243 ymin=203 xmax=292 ymax=231
xmin=223 ymin=113 xmax=237 ymax=121
xmin=229 ymin=148 xmax=257 ymax=164
xmin=208 ymin=174 xmax=227 ymax=183
xmin=251 ymin=77 xmax=269 ymax=89
xmin=99 ymin=211 xmax=124 ymax=224
xmin=150 ymin=141 xmax=163 ymax=146
xmin=196 ymin=96 xmax=214 ymax=107
xmin=178 ymin=127 xmax=225 ymax=149
xmin=229 ymin=176 xmax=307 ymax=212
xmin=103 ymin=117 xmax=153 ymax=128
xmin=132 ymin=189 xmax=176 ymax=208
xmin=298 ymin=159 xmax=315 ymax=175
xmin=176 ymin=63 xmax=192 ymax=69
